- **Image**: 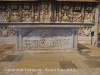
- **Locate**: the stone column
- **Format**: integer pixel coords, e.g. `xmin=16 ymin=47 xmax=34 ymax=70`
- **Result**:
xmin=74 ymin=28 xmax=79 ymax=50
xmin=71 ymin=28 xmax=79 ymax=51
xmin=94 ymin=3 xmax=99 ymax=46
xmin=13 ymin=29 xmax=23 ymax=52
xmin=18 ymin=30 xmax=23 ymax=50
xmin=71 ymin=29 xmax=74 ymax=50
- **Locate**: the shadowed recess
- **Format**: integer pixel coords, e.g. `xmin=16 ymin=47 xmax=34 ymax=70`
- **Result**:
xmin=59 ymin=61 xmax=77 ymax=69
xmin=0 ymin=55 xmax=18 ymax=62
xmin=78 ymin=43 xmax=90 ymax=50
xmin=14 ymin=55 xmax=24 ymax=62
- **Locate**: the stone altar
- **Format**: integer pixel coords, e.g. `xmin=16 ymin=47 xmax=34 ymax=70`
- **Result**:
xmin=0 ymin=1 xmax=99 ymax=53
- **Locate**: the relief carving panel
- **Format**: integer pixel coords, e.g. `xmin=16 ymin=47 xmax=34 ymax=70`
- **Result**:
xmin=78 ymin=27 xmax=92 ymax=36
xmin=0 ymin=2 xmax=96 ymax=23
xmin=84 ymin=3 xmax=95 ymax=22
xmin=0 ymin=11 xmax=8 ymax=22
xmin=73 ymin=3 xmax=84 ymax=22
xmin=0 ymin=4 xmax=9 ymax=22
xmin=0 ymin=27 xmax=15 ymax=36
xmin=60 ymin=3 xmax=73 ymax=22
xmin=22 ymin=2 xmax=34 ymax=22
xmin=22 ymin=29 xmax=72 ymax=49
xmin=10 ymin=3 xmax=22 ymax=22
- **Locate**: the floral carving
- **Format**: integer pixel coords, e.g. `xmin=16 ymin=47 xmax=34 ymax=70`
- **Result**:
xmin=0 ymin=27 xmax=15 ymax=36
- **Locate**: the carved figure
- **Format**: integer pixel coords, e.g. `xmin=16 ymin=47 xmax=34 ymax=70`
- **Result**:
xmin=73 ymin=12 xmax=82 ymax=22
xmin=62 ymin=13 xmax=69 ymax=22
xmin=84 ymin=6 xmax=95 ymax=22
xmin=78 ymin=27 xmax=91 ymax=36
xmin=44 ymin=10 xmax=50 ymax=22
xmin=0 ymin=11 xmax=8 ymax=22
xmin=23 ymin=11 xmax=32 ymax=22
xmin=11 ymin=11 xmax=21 ymax=22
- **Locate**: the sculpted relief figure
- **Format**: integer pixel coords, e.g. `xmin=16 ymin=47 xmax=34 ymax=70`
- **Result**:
xmin=22 ymin=4 xmax=34 ymax=22
xmin=73 ymin=6 xmax=83 ymax=22
xmin=0 ymin=27 xmax=15 ymax=36
xmin=10 ymin=4 xmax=21 ymax=22
xmin=84 ymin=6 xmax=95 ymax=22
xmin=84 ymin=12 xmax=91 ymax=22
xmin=61 ymin=13 xmax=69 ymax=22
xmin=0 ymin=11 xmax=8 ymax=22
xmin=22 ymin=11 xmax=33 ymax=22
xmin=43 ymin=3 xmax=51 ymax=22
xmin=11 ymin=11 xmax=21 ymax=22
xmin=73 ymin=12 xmax=82 ymax=22
xmin=78 ymin=27 xmax=91 ymax=36
xmin=61 ymin=6 xmax=71 ymax=22
xmin=44 ymin=10 xmax=50 ymax=22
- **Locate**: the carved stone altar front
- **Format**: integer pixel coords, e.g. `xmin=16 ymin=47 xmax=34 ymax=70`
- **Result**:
xmin=22 ymin=29 xmax=72 ymax=50
xmin=14 ymin=28 xmax=78 ymax=52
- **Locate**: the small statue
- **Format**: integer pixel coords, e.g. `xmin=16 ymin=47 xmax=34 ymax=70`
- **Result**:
xmin=23 ymin=12 xmax=32 ymax=22
xmin=84 ymin=27 xmax=91 ymax=36
xmin=0 ymin=11 xmax=8 ymax=22
xmin=44 ymin=10 xmax=50 ymax=22
xmin=11 ymin=11 xmax=20 ymax=22
xmin=62 ymin=13 xmax=69 ymax=22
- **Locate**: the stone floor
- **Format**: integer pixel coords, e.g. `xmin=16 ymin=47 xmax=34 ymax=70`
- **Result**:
xmin=0 ymin=44 xmax=100 ymax=75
